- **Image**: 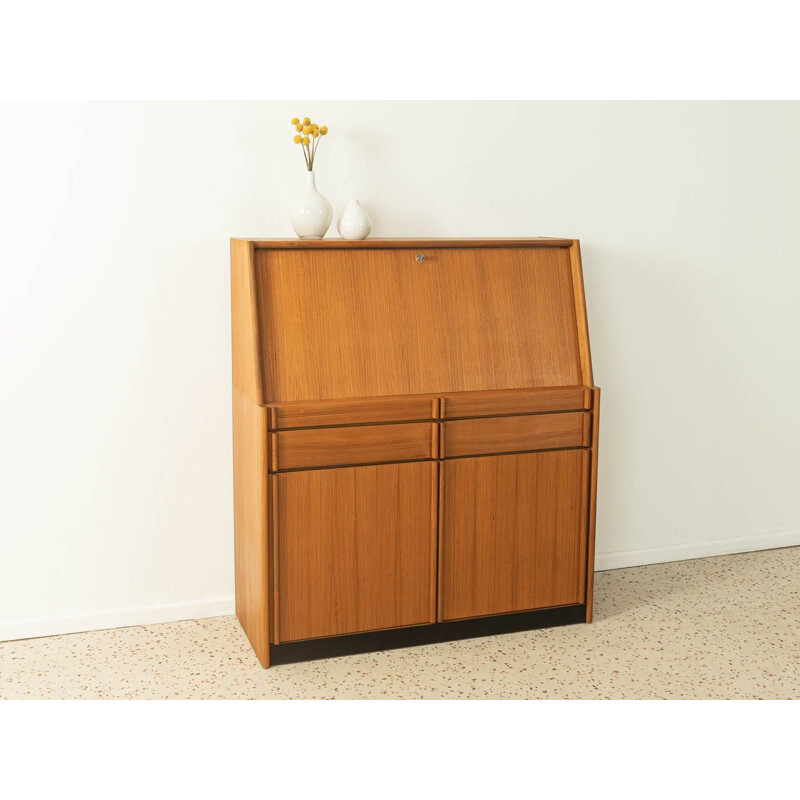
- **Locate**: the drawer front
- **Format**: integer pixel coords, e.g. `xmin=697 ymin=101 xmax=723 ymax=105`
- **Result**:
xmin=269 ymin=396 xmax=438 ymax=429
xmin=442 ymin=386 xmax=590 ymax=419
xmin=270 ymin=422 xmax=437 ymax=471
xmin=441 ymin=412 xmax=589 ymax=459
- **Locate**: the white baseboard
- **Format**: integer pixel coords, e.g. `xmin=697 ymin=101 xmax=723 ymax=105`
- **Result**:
xmin=595 ymin=530 xmax=800 ymax=572
xmin=2 ymin=532 xmax=798 ymax=643
xmin=0 ymin=596 xmax=235 ymax=643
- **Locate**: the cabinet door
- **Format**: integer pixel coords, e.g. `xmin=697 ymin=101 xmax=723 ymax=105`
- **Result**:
xmin=273 ymin=461 xmax=437 ymax=643
xmin=439 ymin=449 xmax=588 ymax=621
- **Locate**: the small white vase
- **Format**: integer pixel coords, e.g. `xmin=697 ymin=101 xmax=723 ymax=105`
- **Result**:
xmin=338 ymin=200 xmax=372 ymax=240
xmin=290 ymin=170 xmax=332 ymax=239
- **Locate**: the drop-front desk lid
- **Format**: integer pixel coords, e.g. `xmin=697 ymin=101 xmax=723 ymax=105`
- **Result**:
xmin=231 ymin=237 xmax=592 ymax=406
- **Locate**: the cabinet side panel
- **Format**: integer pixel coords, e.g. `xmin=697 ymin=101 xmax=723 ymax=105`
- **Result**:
xmin=568 ymin=241 xmax=594 ymax=386
xmin=231 ymin=239 xmax=264 ymax=404
xmin=585 ymin=387 xmax=600 ymax=622
xmin=232 ymin=387 xmax=270 ymax=666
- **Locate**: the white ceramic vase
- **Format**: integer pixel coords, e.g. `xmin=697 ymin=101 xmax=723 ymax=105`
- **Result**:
xmin=290 ymin=170 xmax=332 ymax=239
xmin=338 ymin=200 xmax=372 ymax=240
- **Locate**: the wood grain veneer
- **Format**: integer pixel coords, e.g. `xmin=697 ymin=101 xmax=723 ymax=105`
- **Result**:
xmin=441 ymin=386 xmax=590 ymax=419
xmin=255 ymin=247 xmax=582 ymax=402
xmin=273 ymin=461 xmax=437 ymax=642
xmin=270 ymin=422 xmax=437 ymax=471
xmin=230 ymin=237 xmax=600 ymax=667
xmin=230 ymin=239 xmax=264 ymax=404
xmin=232 ymin=388 xmax=270 ymax=666
xmin=438 ymin=449 xmax=587 ymax=621
xmin=585 ymin=388 xmax=601 ymax=622
xmin=441 ymin=412 xmax=589 ymax=459
xmin=244 ymin=237 xmax=574 ymax=250
xmin=269 ymin=395 xmax=438 ymax=429
xmin=568 ymin=240 xmax=594 ymax=386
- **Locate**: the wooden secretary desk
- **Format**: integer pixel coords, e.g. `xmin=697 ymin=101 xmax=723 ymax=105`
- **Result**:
xmin=230 ymin=238 xmax=599 ymax=667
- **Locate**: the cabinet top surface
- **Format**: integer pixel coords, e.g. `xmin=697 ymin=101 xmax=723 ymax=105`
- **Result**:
xmin=233 ymin=237 xmax=575 ymax=250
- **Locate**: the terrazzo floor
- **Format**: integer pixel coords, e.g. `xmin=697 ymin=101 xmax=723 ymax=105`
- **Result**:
xmin=2 ymin=547 xmax=798 ymax=699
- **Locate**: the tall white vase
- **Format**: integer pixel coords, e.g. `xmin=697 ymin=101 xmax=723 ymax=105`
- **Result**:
xmin=290 ymin=170 xmax=332 ymax=239
xmin=338 ymin=200 xmax=372 ymax=240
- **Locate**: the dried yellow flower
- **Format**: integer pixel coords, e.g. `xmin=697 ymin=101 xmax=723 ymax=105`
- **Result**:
xmin=290 ymin=116 xmax=326 ymax=169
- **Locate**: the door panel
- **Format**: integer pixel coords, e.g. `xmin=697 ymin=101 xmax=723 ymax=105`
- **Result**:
xmin=439 ymin=449 xmax=587 ymax=621
xmin=274 ymin=461 xmax=437 ymax=642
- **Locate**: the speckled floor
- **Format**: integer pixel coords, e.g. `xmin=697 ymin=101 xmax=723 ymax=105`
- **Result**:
xmin=2 ymin=546 xmax=798 ymax=699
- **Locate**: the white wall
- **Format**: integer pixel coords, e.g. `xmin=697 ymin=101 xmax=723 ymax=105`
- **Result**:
xmin=1 ymin=101 xmax=799 ymax=640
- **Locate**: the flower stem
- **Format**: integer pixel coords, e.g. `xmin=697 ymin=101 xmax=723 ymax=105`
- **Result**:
xmin=311 ymin=136 xmax=319 ymax=170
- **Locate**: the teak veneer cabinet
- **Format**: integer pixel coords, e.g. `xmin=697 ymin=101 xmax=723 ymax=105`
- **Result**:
xmin=230 ymin=238 xmax=599 ymax=667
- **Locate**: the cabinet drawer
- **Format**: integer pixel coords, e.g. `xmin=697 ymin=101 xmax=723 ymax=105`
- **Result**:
xmin=441 ymin=412 xmax=589 ymax=458
xmin=270 ymin=422 xmax=437 ymax=471
xmin=269 ymin=395 xmax=439 ymax=429
xmin=441 ymin=386 xmax=590 ymax=419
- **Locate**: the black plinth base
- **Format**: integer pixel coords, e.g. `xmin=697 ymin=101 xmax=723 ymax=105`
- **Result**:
xmin=269 ymin=603 xmax=587 ymax=666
